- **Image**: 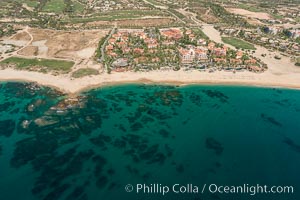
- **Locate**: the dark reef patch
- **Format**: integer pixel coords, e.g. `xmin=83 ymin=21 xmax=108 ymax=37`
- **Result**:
xmin=43 ymin=183 xmax=70 ymax=200
xmin=90 ymin=133 xmax=112 ymax=149
xmin=202 ymin=90 xmax=228 ymax=103
xmin=176 ymin=164 xmax=185 ymax=173
xmin=205 ymin=137 xmax=224 ymax=156
xmin=189 ymin=93 xmax=202 ymax=107
xmin=283 ymin=137 xmax=300 ymax=153
xmin=11 ymin=134 xmax=58 ymax=168
xmin=96 ymin=176 xmax=109 ymax=189
xmin=214 ymin=162 xmax=222 ymax=168
xmin=2 ymin=83 xmax=299 ymax=200
xmin=0 ymin=119 xmax=15 ymax=137
xmin=159 ymin=129 xmax=170 ymax=138
xmin=0 ymin=101 xmax=15 ymax=112
xmin=65 ymin=185 xmax=87 ymax=200
xmin=261 ymin=114 xmax=282 ymax=127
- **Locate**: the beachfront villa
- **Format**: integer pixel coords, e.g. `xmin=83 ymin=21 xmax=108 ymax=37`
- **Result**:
xmin=103 ymin=28 xmax=264 ymax=72
xmin=179 ymin=46 xmax=209 ymax=64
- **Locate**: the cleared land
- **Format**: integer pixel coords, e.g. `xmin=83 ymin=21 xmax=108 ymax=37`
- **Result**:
xmin=222 ymin=37 xmax=256 ymax=50
xmin=226 ymin=8 xmax=271 ymax=20
xmin=0 ymin=57 xmax=74 ymax=73
xmin=25 ymin=28 xmax=107 ymax=59
xmin=72 ymin=68 xmax=99 ymax=78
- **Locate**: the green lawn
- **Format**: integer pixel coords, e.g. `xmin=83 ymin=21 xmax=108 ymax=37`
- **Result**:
xmin=1 ymin=57 xmax=74 ymax=73
xmin=43 ymin=0 xmax=65 ymax=13
xmin=222 ymin=37 xmax=256 ymax=50
xmin=72 ymin=68 xmax=99 ymax=78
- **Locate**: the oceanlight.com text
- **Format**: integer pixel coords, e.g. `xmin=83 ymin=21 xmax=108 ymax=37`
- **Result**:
xmin=125 ymin=183 xmax=294 ymax=196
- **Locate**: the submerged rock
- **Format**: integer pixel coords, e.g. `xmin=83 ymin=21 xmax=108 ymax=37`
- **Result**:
xmin=205 ymin=137 xmax=224 ymax=156
xmin=96 ymin=176 xmax=108 ymax=189
xmin=159 ymin=129 xmax=170 ymax=138
xmin=90 ymin=134 xmax=112 ymax=149
xmin=65 ymin=185 xmax=86 ymax=200
xmin=0 ymin=101 xmax=15 ymax=112
xmin=202 ymin=90 xmax=228 ymax=103
xmin=283 ymin=137 xmax=300 ymax=153
xmin=0 ymin=119 xmax=15 ymax=137
xmin=261 ymin=114 xmax=282 ymax=127
xmin=43 ymin=183 xmax=70 ymax=200
xmin=189 ymin=93 xmax=202 ymax=107
xmin=10 ymin=133 xmax=58 ymax=168
xmin=176 ymin=164 xmax=185 ymax=173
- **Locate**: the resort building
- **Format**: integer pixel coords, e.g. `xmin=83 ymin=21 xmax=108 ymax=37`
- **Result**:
xmin=160 ymin=28 xmax=183 ymax=40
xmin=179 ymin=46 xmax=209 ymax=64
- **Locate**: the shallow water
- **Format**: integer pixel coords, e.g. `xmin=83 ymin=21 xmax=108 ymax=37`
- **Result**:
xmin=0 ymin=82 xmax=299 ymax=200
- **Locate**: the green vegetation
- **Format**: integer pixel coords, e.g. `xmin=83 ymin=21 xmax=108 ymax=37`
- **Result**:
xmin=0 ymin=24 xmax=16 ymax=37
xmin=17 ymin=0 xmax=39 ymax=8
xmin=222 ymin=37 xmax=256 ymax=50
xmin=146 ymin=0 xmax=166 ymax=7
xmin=67 ymin=10 xmax=167 ymax=23
xmin=43 ymin=0 xmax=65 ymax=13
xmin=206 ymin=2 xmax=251 ymax=27
xmin=64 ymin=0 xmax=85 ymax=14
xmin=271 ymin=13 xmax=284 ymax=19
xmin=193 ymin=28 xmax=209 ymax=40
xmin=0 ymin=57 xmax=74 ymax=73
xmin=72 ymin=68 xmax=99 ymax=78
xmin=71 ymin=1 xmax=84 ymax=13
xmin=95 ymin=34 xmax=109 ymax=60
xmin=237 ymin=3 xmax=264 ymax=12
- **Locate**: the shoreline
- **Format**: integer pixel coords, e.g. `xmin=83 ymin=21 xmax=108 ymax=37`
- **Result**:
xmin=1 ymin=68 xmax=300 ymax=94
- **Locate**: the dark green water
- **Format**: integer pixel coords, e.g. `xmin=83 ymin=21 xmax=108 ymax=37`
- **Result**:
xmin=0 ymin=82 xmax=300 ymax=200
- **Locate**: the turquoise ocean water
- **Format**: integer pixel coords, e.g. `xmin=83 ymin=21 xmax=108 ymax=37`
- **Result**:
xmin=0 ymin=82 xmax=299 ymax=200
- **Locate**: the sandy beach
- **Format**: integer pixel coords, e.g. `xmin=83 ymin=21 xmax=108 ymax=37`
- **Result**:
xmin=1 ymin=26 xmax=299 ymax=94
xmin=0 ymin=67 xmax=300 ymax=94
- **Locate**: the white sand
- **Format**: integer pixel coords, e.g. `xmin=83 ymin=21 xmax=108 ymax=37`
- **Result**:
xmin=0 ymin=68 xmax=300 ymax=94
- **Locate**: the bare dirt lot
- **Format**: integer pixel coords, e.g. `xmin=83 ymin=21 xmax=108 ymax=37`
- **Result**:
xmin=11 ymin=31 xmax=31 ymax=41
xmin=1 ymin=27 xmax=108 ymax=73
xmin=28 ymin=29 xmax=108 ymax=60
xmin=18 ymin=46 xmax=38 ymax=56
xmin=226 ymin=8 xmax=271 ymax=20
